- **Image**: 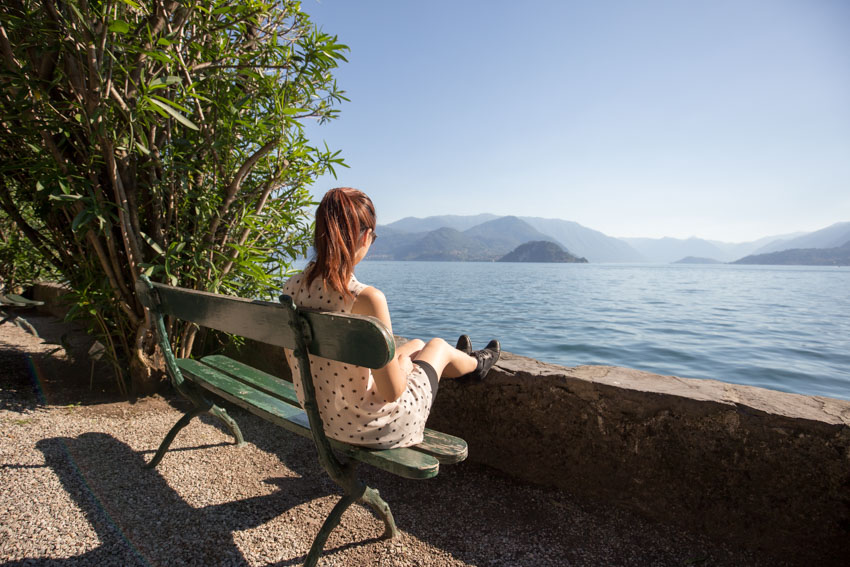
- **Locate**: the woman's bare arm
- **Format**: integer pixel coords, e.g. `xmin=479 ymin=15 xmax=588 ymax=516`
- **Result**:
xmin=351 ymin=286 xmax=411 ymax=402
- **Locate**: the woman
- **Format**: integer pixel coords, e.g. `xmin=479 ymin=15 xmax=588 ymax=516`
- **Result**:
xmin=282 ymin=187 xmax=500 ymax=449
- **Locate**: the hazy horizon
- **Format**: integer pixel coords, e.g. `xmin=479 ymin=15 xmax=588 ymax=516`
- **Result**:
xmin=303 ymin=1 xmax=850 ymax=242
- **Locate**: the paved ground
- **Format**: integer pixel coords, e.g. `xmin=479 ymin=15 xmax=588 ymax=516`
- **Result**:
xmin=0 ymin=313 xmax=779 ymax=566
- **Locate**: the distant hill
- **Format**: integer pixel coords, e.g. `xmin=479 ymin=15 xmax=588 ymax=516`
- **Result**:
xmin=382 ymin=213 xmax=641 ymax=262
xmin=672 ymin=256 xmax=723 ymax=264
xmin=393 ymin=227 xmax=486 ymax=261
xmin=520 ymin=217 xmax=643 ymax=263
xmin=621 ymin=230 xmax=816 ymax=263
xmin=369 ymin=214 xmax=850 ymax=264
xmin=499 ymin=241 xmax=588 ymax=263
xmin=709 ymin=233 xmax=805 ymax=260
xmin=750 ymin=222 xmax=850 ymax=255
xmin=386 ymin=214 xmax=500 ymax=233
xmin=464 ymin=216 xmax=559 ymax=257
xmin=368 ymin=216 xmax=560 ymax=261
xmin=733 ymin=240 xmax=850 ymax=266
xmin=623 ymin=237 xmax=727 ymax=264
xmin=366 ymin=226 xmax=429 ymax=260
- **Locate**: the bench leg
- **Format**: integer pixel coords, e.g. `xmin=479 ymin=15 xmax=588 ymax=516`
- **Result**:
xmin=15 ymin=317 xmax=39 ymax=337
xmin=208 ymin=403 xmax=245 ymax=448
xmin=145 ymin=406 xmax=208 ymax=469
xmin=305 ymin=491 xmax=361 ymax=567
xmin=145 ymin=402 xmax=246 ymax=469
xmin=304 ymin=480 xmax=399 ymax=566
xmin=360 ymin=486 xmax=400 ymax=540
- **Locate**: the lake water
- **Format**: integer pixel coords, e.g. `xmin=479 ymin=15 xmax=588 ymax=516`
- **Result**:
xmin=351 ymin=261 xmax=850 ymax=401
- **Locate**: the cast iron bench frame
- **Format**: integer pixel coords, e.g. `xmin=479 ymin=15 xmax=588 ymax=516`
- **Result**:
xmin=135 ymin=275 xmax=467 ymax=566
xmin=0 ymin=293 xmax=44 ymax=337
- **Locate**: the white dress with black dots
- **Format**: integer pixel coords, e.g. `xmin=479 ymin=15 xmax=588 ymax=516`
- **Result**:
xmin=281 ymin=270 xmax=433 ymax=449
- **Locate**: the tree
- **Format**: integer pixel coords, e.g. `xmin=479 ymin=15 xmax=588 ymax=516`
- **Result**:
xmin=0 ymin=0 xmax=348 ymax=394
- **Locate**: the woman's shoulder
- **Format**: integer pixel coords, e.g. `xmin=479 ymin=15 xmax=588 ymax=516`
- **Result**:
xmin=351 ymin=284 xmax=387 ymax=316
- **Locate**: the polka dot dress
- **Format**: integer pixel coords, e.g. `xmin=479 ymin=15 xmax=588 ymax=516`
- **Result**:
xmin=281 ymin=269 xmax=433 ymax=449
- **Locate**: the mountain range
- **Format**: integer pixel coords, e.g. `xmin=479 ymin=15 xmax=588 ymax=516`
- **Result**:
xmin=367 ymin=216 xmax=850 ymax=265
xmin=733 ymin=239 xmax=850 ymax=266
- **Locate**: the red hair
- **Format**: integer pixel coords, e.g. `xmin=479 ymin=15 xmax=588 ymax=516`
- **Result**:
xmin=306 ymin=187 xmax=376 ymax=300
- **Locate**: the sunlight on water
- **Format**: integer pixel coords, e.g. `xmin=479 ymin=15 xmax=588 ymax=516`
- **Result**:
xmin=353 ymin=262 xmax=850 ymax=401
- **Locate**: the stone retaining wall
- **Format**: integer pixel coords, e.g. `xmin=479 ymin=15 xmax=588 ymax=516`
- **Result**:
xmin=427 ymin=351 xmax=850 ymax=565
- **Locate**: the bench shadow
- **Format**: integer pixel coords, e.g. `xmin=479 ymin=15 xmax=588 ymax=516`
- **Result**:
xmin=1 ymin=432 xmax=333 ymax=567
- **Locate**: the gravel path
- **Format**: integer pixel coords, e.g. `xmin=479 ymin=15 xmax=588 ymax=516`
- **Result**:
xmin=0 ymin=313 xmax=777 ymax=566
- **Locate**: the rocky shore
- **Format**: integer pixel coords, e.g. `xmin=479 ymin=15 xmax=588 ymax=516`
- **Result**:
xmin=1 ymin=313 xmax=777 ymax=566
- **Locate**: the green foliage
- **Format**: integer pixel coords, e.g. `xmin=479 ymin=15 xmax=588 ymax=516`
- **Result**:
xmin=0 ymin=0 xmax=348 ymax=393
xmin=0 ymin=203 xmax=60 ymax=291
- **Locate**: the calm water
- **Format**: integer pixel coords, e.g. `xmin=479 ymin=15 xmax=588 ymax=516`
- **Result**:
xmin=351 ymin=261 xmax=850 ymax=401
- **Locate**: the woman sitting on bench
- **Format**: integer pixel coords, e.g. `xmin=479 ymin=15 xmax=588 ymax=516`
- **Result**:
xmin=282 ymin=187 xmax=500 ymax=449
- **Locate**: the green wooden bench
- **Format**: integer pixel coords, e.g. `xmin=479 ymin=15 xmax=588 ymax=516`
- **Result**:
xmin=135 ymin=276 xmax=467 ymax=566
xmin=0 ymin=293 xmax=45 ymax=337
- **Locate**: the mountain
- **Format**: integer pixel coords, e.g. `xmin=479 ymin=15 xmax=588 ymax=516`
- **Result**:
xmin=370 ymin=214 xmax=850 ymax=264
xmin=708 ymin=233 xmax=805 ymax=260
xmin=623 ymin=237 xmax=728 ymax=264
xmin=463 ymin=216 xmax=559 ymax=257
xmin=622 ymin=232 xmax=807 ymax=264
xmin=369 ymin=217 xmax=559 ymax=261
xmin=381 ymin=214 xmax=641 ymax=263
xmin=386 ymin=214 xmax=500 ymax=233
xmin=499 ymin=241 xmax=588 ymax=263
xmin=733 ymin=240 xmax=850 ymax=266
xmin=520 ymin=217 xmax=643 ymax=263
xmin=750 ymin=222 xmax=850 ymax=255
xmin=394 ymin=227 xmax=486 ymax=261
xmin=367 ymin=226 xmax=429 ymax=260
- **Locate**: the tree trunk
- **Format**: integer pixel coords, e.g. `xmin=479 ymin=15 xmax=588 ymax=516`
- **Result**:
xmin=129 ymin=322 xmax=166 ymax=395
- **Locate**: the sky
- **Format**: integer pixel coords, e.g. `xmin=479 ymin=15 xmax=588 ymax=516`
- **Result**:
xmin=301 ymin=0 xmax=850 ymax=242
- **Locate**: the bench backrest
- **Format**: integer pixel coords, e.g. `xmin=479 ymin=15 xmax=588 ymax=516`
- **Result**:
xmin=135 ymin=277 xmax=395 ymax=369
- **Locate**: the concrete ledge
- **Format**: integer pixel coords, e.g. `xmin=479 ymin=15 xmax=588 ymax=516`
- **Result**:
xmin=427 ymin=351 xmax=850 ymax=565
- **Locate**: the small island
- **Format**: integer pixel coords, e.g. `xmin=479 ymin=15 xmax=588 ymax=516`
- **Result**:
xmin=673 ymin=256 xmax=723 ymax=264
xmin=498 ymin=240 xmax=588 ymax=263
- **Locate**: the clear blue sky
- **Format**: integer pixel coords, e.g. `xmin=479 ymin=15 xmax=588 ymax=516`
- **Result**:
xmin=302 ymin=0 xmax=850 ymax=242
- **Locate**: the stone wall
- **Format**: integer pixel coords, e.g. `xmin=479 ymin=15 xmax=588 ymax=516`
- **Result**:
xmin=427 ymin=351 xmax=850 ymax=565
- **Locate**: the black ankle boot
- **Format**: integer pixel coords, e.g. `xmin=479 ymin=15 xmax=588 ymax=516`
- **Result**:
xmin=461 ymin=340 xmax=500 ymax=382
xmin=455 ymin=335 xmax=472 ymax=354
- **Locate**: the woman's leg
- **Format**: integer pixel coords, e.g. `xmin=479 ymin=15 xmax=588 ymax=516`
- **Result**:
xmin=413 ymin=337 xmax=477 ymax=380
xmin=396 ymin=338 xmax=424 ymax=360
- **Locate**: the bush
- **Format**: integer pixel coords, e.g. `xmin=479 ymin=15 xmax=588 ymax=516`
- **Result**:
xmin=0 ymin=0 xmax=348 ymax=394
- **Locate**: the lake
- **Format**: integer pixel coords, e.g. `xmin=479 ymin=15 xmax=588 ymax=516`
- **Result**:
xmin=350 ymin=261 xmax=850 ymax=401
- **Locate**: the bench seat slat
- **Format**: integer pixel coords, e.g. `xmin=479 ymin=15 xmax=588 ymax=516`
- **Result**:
xmin=200 ymin=354 xmax=468 ymax=464
xmin=176 ymin=359 xmax=441 ymax=480
xmin=3 ymin=294 xmax=44 ymax=307
xmin=200 ymin=354 xmax=297 ymax=401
